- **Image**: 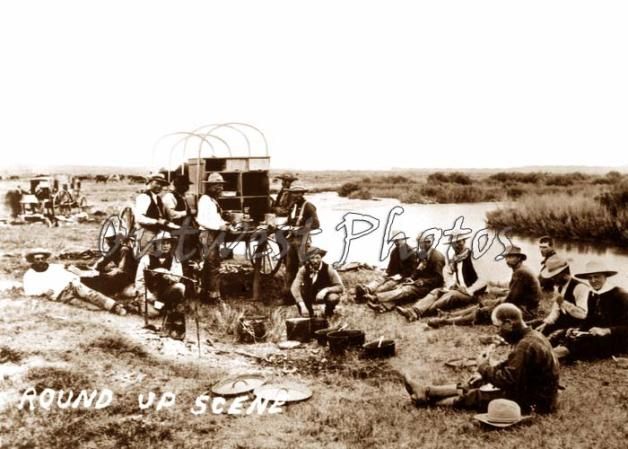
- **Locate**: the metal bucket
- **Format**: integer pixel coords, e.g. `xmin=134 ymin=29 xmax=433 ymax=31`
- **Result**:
xmin=237 ymin=315 xmax=267 ymax=343
xmin=285 ymin=318 xmax=311 ymax=342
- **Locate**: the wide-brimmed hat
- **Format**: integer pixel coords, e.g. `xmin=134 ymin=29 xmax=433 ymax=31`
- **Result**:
xmin=288 ymin=182 xmax=308 ymax=193
xmin=575 ymin=260 xmax=618 ymax=279
xmin=444 ymin=232 xmax=471 ymax=245
xmin=203 ymin=172 xmax=227 ymax=184
xmin=540 ymin=255 xmax=570 ymax=279
xmin=391 ymin=230 xmax=410 ymax=241
xmin=147 ymin=173 xmax=169 ymax=185
xmin=474 ymin=399 xmax=528 ymax=428
xmin=275 ymin=172 xmax=298 ymax=182
xmin=502 ymin=245 xmax=527 ymax=261
xmin=25 ymin=248 xmax=52 ymax=262
xmin=305 ymin=246 xmax=327 ymax=259
xmin=171 ymin=174 xmax=193 ymax=185
xmin=153 ymin=231 xmax=176 ymax=242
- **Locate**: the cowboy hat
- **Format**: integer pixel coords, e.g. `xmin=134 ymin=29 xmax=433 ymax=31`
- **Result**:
xmin=502 ymin=245 xmax=527 ymax=261
xmin=275 ymin=172 xmax=298 ymax=182
xmin=391 ymin=230 xmax=410 ymax=241
xmin=444 ymin=232 xmax=471 ymax=245
xmin=474 ymin=399 xmax=529 ymax=428
xmin=305 ymin=246 xmax=327 ymax=259
xmin=153 ymin=231 xmax=176 ymax=242
xmin=540 ymin=255 xmax=570 ymax=279
xmin=25 ymin=248 xmax=52 ymax=263
xmin=288 ymin=182 xmax=308 ymax=193
xmin=575 ymin=260 xmax=618 ymax=279
xmin=203 ymin=172 xmax=227 ymax=184
xmin=147 ymin=173 xmax=169 ymax=185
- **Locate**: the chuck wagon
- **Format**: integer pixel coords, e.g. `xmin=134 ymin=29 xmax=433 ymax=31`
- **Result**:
xmin=19 ymin=175 xmax=87 ymax=219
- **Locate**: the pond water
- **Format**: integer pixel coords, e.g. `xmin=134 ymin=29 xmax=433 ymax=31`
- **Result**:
xmin=306 ymin=192 xmax=628 ymax=288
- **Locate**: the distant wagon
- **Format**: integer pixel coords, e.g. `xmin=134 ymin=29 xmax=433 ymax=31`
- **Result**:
xmin=20 ymin=175 xmax=88 ymax=219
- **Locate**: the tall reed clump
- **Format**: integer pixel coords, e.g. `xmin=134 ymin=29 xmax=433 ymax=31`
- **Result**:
xmin=486 ymin=190 xmax=628 ymax=244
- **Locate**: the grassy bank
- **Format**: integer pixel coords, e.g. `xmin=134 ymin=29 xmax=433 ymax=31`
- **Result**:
xmin=486 ymin=180 xmax=628 ymax=245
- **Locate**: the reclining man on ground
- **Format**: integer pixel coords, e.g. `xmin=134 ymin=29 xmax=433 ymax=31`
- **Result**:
xmin=292 ymin=246 xmax=344 ymax=318
xmin=535 ymin=255 xmax=589 ymax=345
xmin=396 ymin=232 xmax=487 ymax=321
xmin=362 ymin=234 xmax=445 ymax=313
xmin=134 ymin=231 xmax=186 ymax=320
xmin=403 ymin=303 xmax=560 ymax=415
xmin=424 ymin=245 xmax=542 ymax=328
xmin=22 ymin=248 xmax=127 ymax=316
xmin=354 ymin=230 xmax=417 ymax=304
xmin=552 ymin=261 xmax=628 ymax=361
xmin=80 ymin=227 xmax=137 ymax=298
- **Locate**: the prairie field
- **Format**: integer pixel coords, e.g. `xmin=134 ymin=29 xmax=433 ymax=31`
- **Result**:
xmin=1 ymin=179 xmax=628 ymax=449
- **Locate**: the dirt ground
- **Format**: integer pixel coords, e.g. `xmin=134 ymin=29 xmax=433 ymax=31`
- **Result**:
xmin=2 ymin=179 xmax=628 ymax=449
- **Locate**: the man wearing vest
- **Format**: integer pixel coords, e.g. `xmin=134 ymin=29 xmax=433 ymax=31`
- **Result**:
xmin=134 ymin=173 xmax=176 ymax=255
xmin=162 ymin=174 xmax=198 ymax=264
xmin=424 ymin=245 xmax=542 ymax=327
xmin=272 ymin=172 xmax=298 ymax=216
xmin=399 ymin=232 xmax=487 ymax=320
xmin=134 ymin=231 xmax=185 ymax=320
xmin=553 ymin=260 xmax=628 ymax=361
xmin=197 ymin=172 xmax=229 ymax=303
xmin=283 ymin=182 xmax=320 ymax=299
xmin=291 ymin=247 xmax=344 ymax=317
xmin=536 ymin=255 xmax=589 ymax=344
xmin=354 ymin=230 xmax=418 ymax=304
xmin=365 ymin=234 xmax=445 ymax=313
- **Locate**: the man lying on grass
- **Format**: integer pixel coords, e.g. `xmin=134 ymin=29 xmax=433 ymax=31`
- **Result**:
xmin=403 ymin=303 xmax=559 ymax=414
xmin=552 ymin=260 xmax=628 ymax=361
xmin=361 ymin=233 xmax=445 ymax=313
xmin=424 ymin=245 xmax=542 ymax=328
xmin=22 ymin=248 xmax=127 ymax=316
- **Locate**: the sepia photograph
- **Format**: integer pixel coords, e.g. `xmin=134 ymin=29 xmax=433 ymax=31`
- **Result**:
xmin=1 ymin=1 xmax=628 ymax=448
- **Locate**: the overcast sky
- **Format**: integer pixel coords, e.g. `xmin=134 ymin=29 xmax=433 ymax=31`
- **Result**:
xmin=1 ymin=1 xmax=627 ymax=171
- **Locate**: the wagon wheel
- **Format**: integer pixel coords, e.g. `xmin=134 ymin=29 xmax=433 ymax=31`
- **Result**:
xmin=54 ymin=190 xmax=73 ymax=217
xmin=97 ymin=215 xmax=125 ymax=255
xmin=246 ymin=232 xmax=284 ymax=276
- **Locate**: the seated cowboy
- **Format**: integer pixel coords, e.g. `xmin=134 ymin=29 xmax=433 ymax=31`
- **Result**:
xmin=553 ymin=261 xmax=628 ymax=361
xmin=425 ymin=245 xmax=542 ymax=328
xmin=535 ymin=256 xmax=589 ymax=344
xmin=22 ymin=248 xmax=126 ymax=316
xmin=81 ymin=227 xmax=136 ymax=297
xmin=134 ymin=231 xmax=186 ymax=319
xmin=354 ymin=230 xmax=417 ymax=303
xmin=291 ymin=247 xmax=344 ymax=318
xmin=403 ymin=304 xmax=560 ymax=414
xmin=396 ymin=232 xmax=486 ymax=321
xmin=363 ymin=234 xmax=445 ymax=313
xmin=538 ymin=236 xmax=558 ymax=292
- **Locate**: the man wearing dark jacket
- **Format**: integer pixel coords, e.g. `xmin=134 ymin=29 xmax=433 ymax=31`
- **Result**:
xmin=538 ymin=236 xmax=557 ymax=292
xmin=354 ymin=231 xmax=417 ymax=303
xmin=553 ymin=261 xmax=628 ymax=361
xmin=404 ymin=304 xmax=560 ymax=414
xmin=364 ymin=234 xmax=445 ymax=313
xmin=425 ymin=245 xmax=542 ymax=327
